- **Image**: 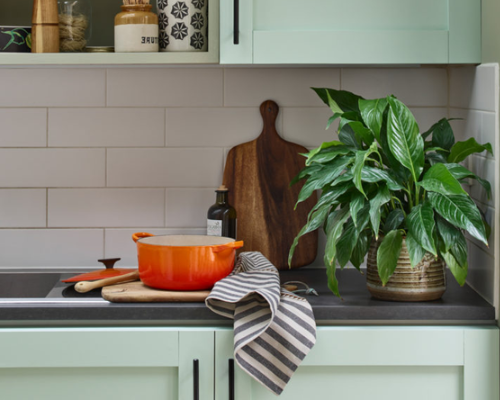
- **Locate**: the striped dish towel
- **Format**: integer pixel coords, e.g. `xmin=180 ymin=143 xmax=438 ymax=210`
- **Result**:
xmin=205 ymin=252 xmax=317 ymax=395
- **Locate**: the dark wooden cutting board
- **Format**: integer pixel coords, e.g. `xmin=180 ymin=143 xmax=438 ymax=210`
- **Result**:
xmin=223 ymin=100 xmax=318 ymax=270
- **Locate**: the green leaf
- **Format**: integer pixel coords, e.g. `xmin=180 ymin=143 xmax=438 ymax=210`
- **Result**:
xmin=288 ymin=204 xmax=331 ymax=266
xmin=428 ymin=192 xmax=488 ymax=246
xmin=426 ymin=152 xmax=448 ymax=166
xmin=352 ymin=142 xmax=379 ymax=198
xmin=418 ymin=163 xmax=467 ymax=196
xmin=336 ymin=205 xmax=370 ymax=268
xmin=326 ymin=114 xmax=340 ymax=130
xmin=359 ymin=98 xmax=388 ymax=142
xmin=26 ymin=33 xmax=32 ymax=49
xmin=369 ymin=184 xmax=391 ymax=239
xmin=295 ymin=157 xmax=354 ymax=207
xmin=377 ymin=230 xmax=403 ymax=286
xmin=448 ymin=137 xmax=493 ymax=163
xmin=351 ymin=230 xmax=372 ymax=269
xmin=436 ymin=216 xmax=459 ymax=252
xmin=306 ymin=145 xmax=351 ymax=166
xmin=441 ymin=250 xmax=468 ymax=286
xmin=360 ymin=166 xmax=405 ymax=191
xmin=311 ymin=181 xmax=352 ymax=213
xmin=386 ymin=97 xmax=425 ymax=182
xmin=431 ymin=118 xmax=455 ymax=151
xmin=303 ymin=141 xmax=343 ymax=165
xmin=444 ymin=163 xmax=492 ymax=199
xmin=312 ymin=88 xmax=363 ymax=114
xmin=406 ymin=201 xmax=437 ymax=256
xmin=421 ymin=119 xmax=441 ymax=140
xmin=325 ymin=263 xmax=340 ymax=298
xmin=290 ymin=164 xmax=323 ymax=186
xmin=383 ymin=209 xmax=405 ymax=233
xmin=350 ymin=191 xmax=365 ymax=227
xmin=405 ymin=232 xmax=426 ymax=268
xmin=339 ymin=114 xmax=374 ymax=146
xmin=324 ymin=206 xmax=351 ymax=267
xmin=339 ymin=124 xmax=361 ymax=149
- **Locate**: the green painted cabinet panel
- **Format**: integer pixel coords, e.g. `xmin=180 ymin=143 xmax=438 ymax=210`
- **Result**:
xmin=0 ymin=328 xmax=214 ymax=400
xmin=215 ymin=327 xmax=500 ymax=400
xmin=220 ymin=0 xmax=481 ymax=64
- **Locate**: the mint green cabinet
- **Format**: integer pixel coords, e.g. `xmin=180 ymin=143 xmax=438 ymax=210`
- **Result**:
xmin=220 ymin=0 xmax=481 ymax=64
xmin=0 ymin=328 xmax=214 ymax=400
xmin=215 ymin=327 xmax=499 ymax=400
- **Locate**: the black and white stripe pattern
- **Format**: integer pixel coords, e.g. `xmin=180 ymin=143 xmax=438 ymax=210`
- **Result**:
xmin=205 ymin=252 xmax=317 ymax=395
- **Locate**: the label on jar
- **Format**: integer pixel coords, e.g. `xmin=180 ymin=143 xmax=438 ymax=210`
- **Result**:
xmin=207 ymin=219 xmax=222 ymax=236
xmin=115 ymin=24 xmax=159 ymax=52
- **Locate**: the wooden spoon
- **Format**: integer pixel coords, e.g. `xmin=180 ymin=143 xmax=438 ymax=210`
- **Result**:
xmin=75 ymin=270 xmax=140 ymax=293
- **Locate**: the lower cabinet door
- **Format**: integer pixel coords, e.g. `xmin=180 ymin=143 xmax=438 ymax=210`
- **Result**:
xmin=215 ymin=327 xmax=499 ymax=400
xmin=0 ymin=328 xmax=214 ymax=400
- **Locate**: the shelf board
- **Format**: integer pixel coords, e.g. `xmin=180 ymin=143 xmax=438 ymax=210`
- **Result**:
xmin=0 ymin=51 xmax=219 ymax=66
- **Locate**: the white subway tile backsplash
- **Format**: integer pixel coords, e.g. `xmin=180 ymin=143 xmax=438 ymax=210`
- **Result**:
xmin=469 ymin=155 xmax=495 ymax=208
xmin=105 ymin=228 xmax=205 ymax=266
xmin=166 ymin=108 xmax=261 ymax=147
xmin=0 ymin=229 xmax=103 ymax=267
xmin=0 ymin=69 xmax=105 ymax=107
xmin=449 ymin=109 xmax=496 ymax=157
xmin=466 ymin=206 xmax=495 ymax=257
xmin=409 ymin=108 xmax=448 ymax=133
xmin=49 ymin=108 xmax=165 ymax=147
xmin=0 ymin=109 xmax=47 ymax=147
xmin=48 ymin=189 xmax=164 ymax=228
xmin=0 ymin=149 xmax=105 ymax=187
xmin=107 ymin=68 xmax=223 ymax=107
xmin=466 ymin=241 xmax=495 ymax=304
xmin=224 ymin=68 xmax=340 ymax=107
xmin=282 ymin=107 xmax=339 ymax=148
xmin=0 ymin=190 xmax=46 ymax=228
xmin=450 ymin=64 xmax=498 ymax=112
xmin=107 ymin=148 xmax=223 ymax=187
xmin=166 ymin=188 xmax=214 ymax=228
xmin=342 ymin=68 xmax=448 ymax=106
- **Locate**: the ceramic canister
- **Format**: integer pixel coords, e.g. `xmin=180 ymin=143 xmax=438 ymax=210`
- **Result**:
xmin=157 ymin=0 xmax=208 ymax=52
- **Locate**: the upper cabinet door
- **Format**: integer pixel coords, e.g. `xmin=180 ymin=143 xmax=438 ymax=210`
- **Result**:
xmin=220 ymin=0 xmax=481 ymax=64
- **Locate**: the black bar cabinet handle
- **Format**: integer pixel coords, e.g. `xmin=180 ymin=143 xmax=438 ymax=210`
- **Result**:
xmin=229 ymin=358 xmax=235 ymax=400
xmin=193 ymin=359 xmax=199 ymax=400
xmin=233 ymin=0 xmax=239 ymax=44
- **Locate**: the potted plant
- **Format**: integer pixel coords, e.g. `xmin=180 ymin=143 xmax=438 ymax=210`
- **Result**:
xmin=289 ymin=88 xmax=492 ymax=301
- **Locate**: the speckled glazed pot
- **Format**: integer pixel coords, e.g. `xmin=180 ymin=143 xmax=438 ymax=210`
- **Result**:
xmin=366 ymin=237 xmax=446 ymax=302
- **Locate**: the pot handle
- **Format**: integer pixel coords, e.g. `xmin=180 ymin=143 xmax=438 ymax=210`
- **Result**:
xmin=132 ymin=232 xmax=155 ymax=243
xmin=212 ymin=241 xmax=244 ymax=253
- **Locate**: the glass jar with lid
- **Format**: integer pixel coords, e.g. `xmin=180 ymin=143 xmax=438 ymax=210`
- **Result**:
xmin=57 ymin=0 xmax=92 ymax=52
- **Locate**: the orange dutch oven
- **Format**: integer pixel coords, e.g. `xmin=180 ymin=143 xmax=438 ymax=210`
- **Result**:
xmin=132 ymin=233 xmax=244 ymax=291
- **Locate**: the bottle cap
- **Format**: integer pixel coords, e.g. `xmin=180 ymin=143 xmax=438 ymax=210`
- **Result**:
xmin=216 ymin=185 xmax=229 ymax=192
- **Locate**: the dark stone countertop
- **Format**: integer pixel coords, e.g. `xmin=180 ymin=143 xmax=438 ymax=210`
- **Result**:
xmin=0 ymin=268 xmax=495 ymax=326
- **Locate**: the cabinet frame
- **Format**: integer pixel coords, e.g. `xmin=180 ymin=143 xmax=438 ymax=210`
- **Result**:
xmin=220 ymin=0 xmax=481 ymax=65
xmin=0 ymin=327 xmax=215 ymax=400
xmin=0 ymin=0 xmax=219 ymax=65
xmin=215 ymin=326 xmax=500 ymax=400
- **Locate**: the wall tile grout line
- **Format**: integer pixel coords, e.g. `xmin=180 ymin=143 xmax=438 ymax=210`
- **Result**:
xmin=46 ymin=189 xmax=48 ymax=228
xmin=46 ymin=108 xmax=49 ymax=147
xmin=104 ymin=69 xmax=108 ymax=107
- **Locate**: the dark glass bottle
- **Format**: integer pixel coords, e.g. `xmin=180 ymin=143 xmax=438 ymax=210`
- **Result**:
xmin=207 ymin=185 xmax=237 ymax=239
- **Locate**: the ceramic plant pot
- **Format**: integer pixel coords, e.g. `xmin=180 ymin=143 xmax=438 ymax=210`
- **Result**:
xmin=157 ymin=0 xmax=208 ymax=52
xmin=366 ymin=237 xmax=446 ymax=302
